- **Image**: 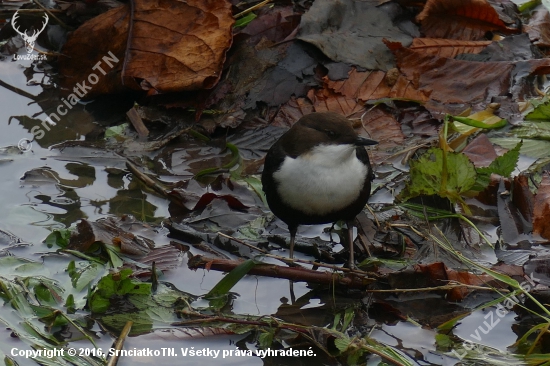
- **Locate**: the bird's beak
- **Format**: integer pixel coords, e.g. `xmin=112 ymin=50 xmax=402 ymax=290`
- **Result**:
xmin=355 ymin=137 xmax=378 ymax=146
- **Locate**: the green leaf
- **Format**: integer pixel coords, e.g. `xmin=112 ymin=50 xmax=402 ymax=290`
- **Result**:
xmin=65 ymin=294 xmax=76 ymax=313
xmin=70 ymin=262 xmax=106 ymax=292
xmin=526 ymin=100 xmax=550 ymax=120
xmin=513 ymin=122 xmax=550 ymax=140
xmin=104 ymin=123 xmax=128 ymax=138
xmin=472 ymin=141 xmax=522 ymax=191
xmin=258 ymin=330 xmax=274 ymax=349
xmin=33 ymin=284 xmax=54 ymax=304
xmin=399 ymin=147 xmax=476 ymax=206
xmin=234 ymin=13 xmax=257 ymax=28
xmin=490 ymin=137 xmax=550 ymax=159
xmin=342 ymin=307 xmax=355 ymax=331
xmin=89 ymin=269 xmax=151 ymax=314
xmin=450 ymin=115 xmax=507 ymax=129
xmin=44 ymin=229 xmax=72 ymax=248
xmin=205 ymin=259 xmax=256 ymax=298
xmin=435 ymin=334 xmax=452 ymax=349
xmin=334 ymin=337 xmax=351 ymax=352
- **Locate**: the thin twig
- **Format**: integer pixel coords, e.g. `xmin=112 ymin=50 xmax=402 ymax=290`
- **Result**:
xmin=31 ymin=0 xmax=70 ymax=29
xmin=365 ymin=204 xmax=380 ymax=228
xmin=217 ymin=232 xmax=378 ymax=277
xmin=0 ymin=79 xmax=37 ymax=100
xmin=367 ymin=282 xmax=507 ymax=293
xmin=234 ymin=0 xmax=272 ymax=18
xmin=106 ymin=321 xmax=133 ymax=366
xmin=389 ymin=223 xmax=429 ymax=240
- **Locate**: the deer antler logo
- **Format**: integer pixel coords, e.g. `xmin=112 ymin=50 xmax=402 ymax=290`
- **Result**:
xmin=12 ymin=11 xmax=49 ymax=54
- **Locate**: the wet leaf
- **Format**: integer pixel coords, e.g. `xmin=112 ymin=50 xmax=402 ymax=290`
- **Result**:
xmin=89 ymin=268 xmax=151 ymax=314
xmin=69 ymin=216 xmax=154 ymax=257
xmin=44 ymin=228 xmax=72 ymax=249
xmin=205 ymin=258 xmax=256 ymax=302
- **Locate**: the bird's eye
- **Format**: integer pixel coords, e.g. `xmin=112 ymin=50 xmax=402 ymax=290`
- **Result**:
xmin=325 ymin=129 xmax=337 ymax=137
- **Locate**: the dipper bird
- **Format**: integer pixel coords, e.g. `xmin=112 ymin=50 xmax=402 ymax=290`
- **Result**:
xmin=262 ymin=112 xmax=377 ymax=268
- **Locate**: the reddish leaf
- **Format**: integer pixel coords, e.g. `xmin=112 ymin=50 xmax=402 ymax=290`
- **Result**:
xmin=462 ymin=133 xmax=498 ymax=167
xmin=417 ymin=262 xmax=504 ymax=301
xmin=534 ymin=173 xmax=550 ymax=241
xmin=193 ymin=192 xmax=248 ymax=211
xmin=512 ymin=175 xmax=535 ymax=225
xmin=416 ymin=0 xmax=517 ymax=40
xmin=168 ymin=176 xmax=255 ymax=212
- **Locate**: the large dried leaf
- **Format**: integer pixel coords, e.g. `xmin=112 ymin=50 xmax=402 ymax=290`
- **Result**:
xmin=59 ymin=0 xmax=234 ymax=97
xmin=125 ymin=0 xmax=234 ymax=92
xmin=386 ymin=41 xmax=550 ymax=117
xmin=297 ymin=0 xmax=415 ymax=70
xmin=58 ymin=5 xmax=129 ymax=98
xmin=534 ymin=173 xmax=550 ymax=240
xmin=416 ymin=0 xmax=517 ymax=40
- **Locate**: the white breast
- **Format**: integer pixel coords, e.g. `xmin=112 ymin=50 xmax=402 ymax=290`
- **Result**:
xmin=272 ymin=144 xmax=368 ymax=215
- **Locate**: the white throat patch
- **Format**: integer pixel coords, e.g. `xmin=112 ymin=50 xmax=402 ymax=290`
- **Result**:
xmin=272 ymin=144 xmax=368 ymax=215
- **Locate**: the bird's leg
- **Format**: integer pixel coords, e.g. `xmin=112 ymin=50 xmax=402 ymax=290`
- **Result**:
xmin=289 ymin=225 xmax=298 ymax=258
xmin=346 ymin=220 xmax=358 ymax=270
xmin=288 ymin=226 xmax=297 ymax=303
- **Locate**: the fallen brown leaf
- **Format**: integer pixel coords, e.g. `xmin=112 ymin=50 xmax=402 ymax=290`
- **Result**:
xmin=417 ymin=0 xmax=518 ymax=40
xmin=59 ymin=0 xmax=234 ymax=98
xmin=386 ymin=40 xmax=550 ymax=117
xmin=524 ymin=7 xmax=550 ymax=48
xmin=534 ymin=173 xmax=550 ymax=240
